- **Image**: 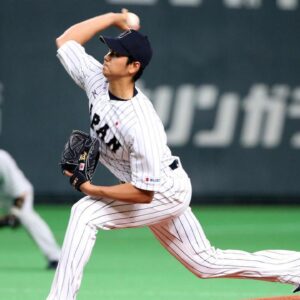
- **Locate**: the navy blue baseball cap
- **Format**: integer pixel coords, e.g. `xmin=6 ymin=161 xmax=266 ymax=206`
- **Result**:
xmin=99 ymin=30 xmax=153 ymax=69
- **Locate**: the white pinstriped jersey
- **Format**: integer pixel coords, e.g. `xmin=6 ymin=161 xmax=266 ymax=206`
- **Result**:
xmin=57 ymin=41 xmax=184 ymax=192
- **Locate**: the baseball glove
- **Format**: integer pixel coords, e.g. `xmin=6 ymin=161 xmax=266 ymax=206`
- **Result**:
xmin=60 ymin=130 xmax=100 ymax=191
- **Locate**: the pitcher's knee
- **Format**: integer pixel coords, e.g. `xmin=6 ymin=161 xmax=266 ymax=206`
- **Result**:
xmin=184 ymin=247 xmax=221 ymax=279
xmin=188 ymin=264 xmax=216 ymax=279
xmin=193 ymin=271 xmax=215 ymax=279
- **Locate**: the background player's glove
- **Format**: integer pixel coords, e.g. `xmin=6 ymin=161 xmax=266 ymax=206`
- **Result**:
xmin=0 ymin=214 xmax=20 ymax=229
xmin=60 ymin=130 xmax=100 ymax=191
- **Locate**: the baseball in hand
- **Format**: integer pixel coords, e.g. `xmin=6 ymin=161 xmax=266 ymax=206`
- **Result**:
xmin=126 ymin=12 xmax=140 ymax=30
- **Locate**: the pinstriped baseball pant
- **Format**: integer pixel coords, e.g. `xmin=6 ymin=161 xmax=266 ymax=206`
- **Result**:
xmin=47 ymin=180 xmax=300 ymax=299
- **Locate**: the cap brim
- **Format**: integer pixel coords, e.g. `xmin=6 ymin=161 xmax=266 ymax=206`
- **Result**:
xmin=99 ymin=36 xmax=130 ymax=56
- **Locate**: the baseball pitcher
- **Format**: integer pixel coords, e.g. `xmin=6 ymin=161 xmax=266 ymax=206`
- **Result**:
xmin=47 ymin=10 xmax=300 ymax=299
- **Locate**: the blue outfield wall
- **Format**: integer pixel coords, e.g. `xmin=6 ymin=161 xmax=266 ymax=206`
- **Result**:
xmin=0 ymin=0 xmax=300 ymax=203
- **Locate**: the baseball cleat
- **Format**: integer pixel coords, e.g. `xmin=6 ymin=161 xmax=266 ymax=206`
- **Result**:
xmin=293 ymin=285 xmax=300 ymax=293
xmin=47 ymin=260 xmax=59 ymax=270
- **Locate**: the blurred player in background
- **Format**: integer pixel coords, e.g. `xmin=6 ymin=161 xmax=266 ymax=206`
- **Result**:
xmin=0 ymin=149 xmax=61 ymax=269
xmin=48 ymin=10 xmax=300 ymax=300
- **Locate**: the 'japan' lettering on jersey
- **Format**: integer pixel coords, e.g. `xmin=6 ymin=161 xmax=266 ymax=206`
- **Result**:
xmin=57 ymin=41 xmax=180 ymax=192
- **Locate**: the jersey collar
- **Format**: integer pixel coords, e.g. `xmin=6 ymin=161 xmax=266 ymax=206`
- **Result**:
xmin=108 ymin=87 xmax=138 ymax=101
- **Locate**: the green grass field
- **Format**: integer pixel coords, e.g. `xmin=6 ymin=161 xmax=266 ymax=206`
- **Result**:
xmin=0 ymin=205 xmax=299 ymax=300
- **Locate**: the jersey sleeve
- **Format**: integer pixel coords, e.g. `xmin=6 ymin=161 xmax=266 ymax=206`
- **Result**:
xmin=0 ymin=150 xmax=30 ymax=198
xmin=129 ymin=119 xmax=163 ymax=192
xmin=56 ymin=40 xmax=104 ymax=90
